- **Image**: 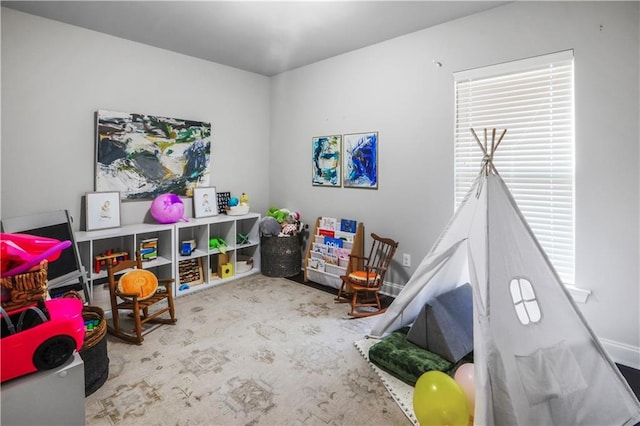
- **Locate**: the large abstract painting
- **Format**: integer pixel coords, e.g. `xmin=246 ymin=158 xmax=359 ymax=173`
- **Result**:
xmin=312 ymin=135 xmax=341 ymax=187
xmin=96 ymin=110 xmax=212 ymax=200
xmin=343 ymin=132 xmax=378 ymax=189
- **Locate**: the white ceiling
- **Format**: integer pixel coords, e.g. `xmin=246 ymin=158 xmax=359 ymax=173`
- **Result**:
xmin=2 ymin=1 xmax=506 ymax=76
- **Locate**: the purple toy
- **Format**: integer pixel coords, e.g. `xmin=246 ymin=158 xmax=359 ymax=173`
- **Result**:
xmin=150 ymin=194 xmax=187 ymax=224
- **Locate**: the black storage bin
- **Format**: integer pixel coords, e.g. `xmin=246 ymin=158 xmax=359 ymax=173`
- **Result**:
xmin=261 ymin=236 xmax=301 ymax=277
xmin=79 ymin=305 xmax=109 ymax=396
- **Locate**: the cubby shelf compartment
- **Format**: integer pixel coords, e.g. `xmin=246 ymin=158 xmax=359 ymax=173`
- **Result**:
xmin=76 ymin=222 xmax=175 ymax=312
xmin=173 ymin=213 xmax=261 ymax=297
xmin=75 ymin=213 xmax=261 ymax=311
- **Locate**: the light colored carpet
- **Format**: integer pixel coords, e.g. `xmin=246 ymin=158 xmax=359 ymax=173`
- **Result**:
xmin=85 ymin=274 xmax=411 ymax=425
xmin=354 ymin=338 xmax=417 ymax=426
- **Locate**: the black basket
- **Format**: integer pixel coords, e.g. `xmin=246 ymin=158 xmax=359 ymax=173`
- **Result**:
xmin=260 ymin=236 xmax=301 ymax=278
xmin=81 ymin=334 xmax=109 ymax=396
xmin=78 ymin=304 xmax=109 ymax=396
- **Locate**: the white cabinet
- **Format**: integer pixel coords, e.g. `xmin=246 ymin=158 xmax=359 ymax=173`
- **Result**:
xmin=174 ymin=213 xmax=261 ymax=297
xmin=75 ymin=213 xmax=261 ymax=311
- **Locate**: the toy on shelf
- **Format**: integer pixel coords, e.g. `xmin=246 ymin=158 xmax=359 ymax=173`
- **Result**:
xmin=225 ymin=193 xmax=250 ymax=216
xmin=140 ymin=238 xmax=158 ymax=262
xmin=94 ymin=250 xmax=129 ymax=274
xmin=180 ymin=239 xmax=196 ymax=256
xmin=209 ymin=237 xmax=227 ymax=254
xmin=237 ymin=233 xmax=250 ymax=245
xmin=150 ymin=193 xmax=187 ymax=224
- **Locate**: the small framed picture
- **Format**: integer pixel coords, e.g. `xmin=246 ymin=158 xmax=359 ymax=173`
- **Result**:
xmin=193 ymin=187 xmax=218 ymax=218
xmin=86 ymin=191 xmax=121 ymax=231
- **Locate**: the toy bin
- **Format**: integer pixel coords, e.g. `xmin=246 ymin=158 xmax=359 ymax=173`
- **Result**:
xmin=260 ymin=236 xmax=301 ymax=278
xmin=64 ymin=291 xmax=109 ymax=397
xmin=80 ymin=304 xmax=109 ymax=396
xmin=0 ymin=260 xmax=48 ymax=313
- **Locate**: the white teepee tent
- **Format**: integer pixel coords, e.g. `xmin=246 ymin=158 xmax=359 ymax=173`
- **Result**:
xmin=371 ymin=129 xmax=640 ymax=425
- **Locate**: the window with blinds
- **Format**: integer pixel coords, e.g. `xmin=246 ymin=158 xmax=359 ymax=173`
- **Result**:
xmin=454 ymin=50 xmax=575 ymax=285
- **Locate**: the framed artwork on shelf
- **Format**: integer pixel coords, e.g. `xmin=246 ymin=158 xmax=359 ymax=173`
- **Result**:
xmin=216 ymin=192 xmax=231 ymax=214
xmin=85 ymin=191 xmax=121 ymax=231
xmin=343 ymin=131 xmax=378 ymax=189
xmin=193 ymin=187 xmax=218 ymax=218
xmin=95 ymin=109 xmax=212 ymax=200
xmin=312 ymin=135 xmax=341 ymax=187
xmin=178 ymin=257 xmax=204 ymax=287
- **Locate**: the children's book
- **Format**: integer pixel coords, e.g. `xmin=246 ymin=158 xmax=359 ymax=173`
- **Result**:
xmin=318 ymin=228 xmax=335 ymax=238
xmin=323 ymin=237 xmax=343 ymax=248
xmin=320 ymin=217 xmax=338 ymax=231
xmin=308 ymin=258 xmax=325 ymax=272
xmin=340 ymin=219 xmax=357 ymax=233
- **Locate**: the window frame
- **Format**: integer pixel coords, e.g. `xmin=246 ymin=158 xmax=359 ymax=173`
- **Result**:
xmin=453 ymin=50 xmax=576 ymax=287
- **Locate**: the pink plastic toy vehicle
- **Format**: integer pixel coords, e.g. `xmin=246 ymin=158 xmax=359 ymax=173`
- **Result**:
xmin=1 ymin=297 xmax=85 ymax=383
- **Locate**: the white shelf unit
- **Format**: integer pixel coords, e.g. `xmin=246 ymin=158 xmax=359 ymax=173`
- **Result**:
xmin=76 ymin=214 xmax=261 ymax=310
xmin=76 ymin=223 xmax=175 ymax=312
xmin=303 ymin=217 xmax=364 ymax=290
xmin=174 ymin=213 xmax=261 ymax=297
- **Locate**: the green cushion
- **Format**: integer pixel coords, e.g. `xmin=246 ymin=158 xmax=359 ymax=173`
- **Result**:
xmin=368 ymin=327 xmax=456 ymax=386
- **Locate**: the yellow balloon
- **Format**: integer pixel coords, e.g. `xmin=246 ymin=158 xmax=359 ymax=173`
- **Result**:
xmin=413 ymin=371 xmax=470 ymax=426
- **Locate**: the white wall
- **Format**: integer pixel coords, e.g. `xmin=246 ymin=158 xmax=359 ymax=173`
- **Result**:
xmin=270 ymin=2 xmax=640 ymax=366
xmin=2 ymin=2 xmax=639 ymax=367
xmin=1 ymin=8 xmax=271 ymax=226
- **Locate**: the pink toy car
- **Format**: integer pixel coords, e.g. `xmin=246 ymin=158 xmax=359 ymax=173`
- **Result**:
xmin=1 ymin=297 xmax=85 ymax=383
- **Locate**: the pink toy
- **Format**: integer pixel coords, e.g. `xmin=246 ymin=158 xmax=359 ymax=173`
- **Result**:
xmin=0 ymin=233 xmax=71 ymax=278
xmin=150 ymin=193 xmax=187 ymax=224
xmin=1 ymin=297 xmax=85 ymax=383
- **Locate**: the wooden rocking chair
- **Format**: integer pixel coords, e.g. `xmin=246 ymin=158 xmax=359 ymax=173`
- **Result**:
xmin=106 ymin=251 xmax=176 ymax=344
xmin=336 ymin=233 xmax=398 ymax=318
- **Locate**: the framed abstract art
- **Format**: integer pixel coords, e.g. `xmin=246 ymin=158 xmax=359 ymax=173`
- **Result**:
xmin=95 ymin=109 xmax=212 ymax=200
xmin=312 ymin=134 xmax=341 ymax=187
xmin=343 ymin=132 xmax=378 ymax=189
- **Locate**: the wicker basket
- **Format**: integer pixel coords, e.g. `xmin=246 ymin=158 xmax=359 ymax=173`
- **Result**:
xmin=0 ymin=260 xmax=48 ymax=313
xmin=63 ymin=291 xmax=110 ymax=396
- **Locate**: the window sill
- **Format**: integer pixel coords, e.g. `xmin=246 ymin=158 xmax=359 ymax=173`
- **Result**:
xmin=566 ymin=284 xmax=591 ymax=304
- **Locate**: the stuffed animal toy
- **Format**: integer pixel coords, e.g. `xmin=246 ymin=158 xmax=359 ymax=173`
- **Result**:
xmin=259 ymin=217 xmax=282 ymax=237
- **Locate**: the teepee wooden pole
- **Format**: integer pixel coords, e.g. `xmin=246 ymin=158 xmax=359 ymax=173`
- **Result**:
xmin=494 ymin=129 xmax=507 ymax=152
xmin=470 ymin=128 xmax=487 ymax=155
xmin=490 ymin=128 xmax=496 ymax=157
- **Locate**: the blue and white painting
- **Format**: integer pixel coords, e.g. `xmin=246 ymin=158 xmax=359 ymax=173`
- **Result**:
xmin=343 ymin=132 xmax=378 ymax=189
xmin=312 ymin=135 xmax=341 ymax=187
xmin=96 ymin=110 xmax=211 ymax=200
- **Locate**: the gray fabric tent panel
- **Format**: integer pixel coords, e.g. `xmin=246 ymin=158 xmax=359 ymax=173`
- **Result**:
xmin=407 ymin=283 xmax=473 ymax=363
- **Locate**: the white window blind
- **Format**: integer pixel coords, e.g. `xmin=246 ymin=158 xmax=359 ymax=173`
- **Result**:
xmin=454 ymin=50 xmax=575 ymax=285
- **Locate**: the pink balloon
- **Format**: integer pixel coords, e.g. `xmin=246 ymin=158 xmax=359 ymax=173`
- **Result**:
xmin=150 ymin=194 xmax=187 ymax=224
xmin=454 ymin=363 xmax=475 ymax=416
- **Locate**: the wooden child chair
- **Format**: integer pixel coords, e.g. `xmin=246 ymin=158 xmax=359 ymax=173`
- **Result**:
xmin=106 ymin=251 xmax=176 ymax=344
xmin=336 ymin=233 xmax=398 ymax=318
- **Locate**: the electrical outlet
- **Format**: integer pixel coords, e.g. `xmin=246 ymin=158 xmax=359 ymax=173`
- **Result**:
xmin=402 ymin=253 xmax=411 ymax=267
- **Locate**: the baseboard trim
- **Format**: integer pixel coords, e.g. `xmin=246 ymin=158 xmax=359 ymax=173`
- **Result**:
xmin=380 ymin=280 xmax=404 ymax=298
xmin=600 ymin=338 xmax=640 ymax=370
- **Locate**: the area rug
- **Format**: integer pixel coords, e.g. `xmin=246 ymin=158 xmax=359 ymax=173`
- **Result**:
xmin=354 ymin=338 xmax=418 ymax=425
xmin=85 ymin=274 xmax=410 ymax=425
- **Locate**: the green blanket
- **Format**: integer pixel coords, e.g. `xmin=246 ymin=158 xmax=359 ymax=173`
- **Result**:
xmin=369 ymin=327 xmax=471 ymax=386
